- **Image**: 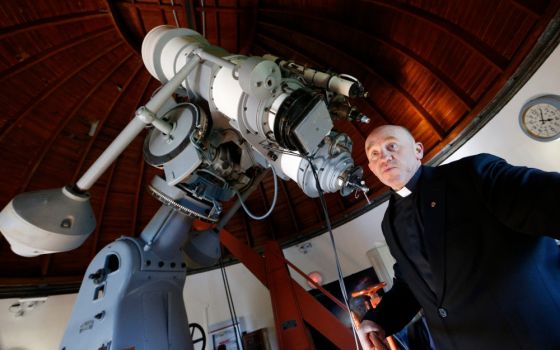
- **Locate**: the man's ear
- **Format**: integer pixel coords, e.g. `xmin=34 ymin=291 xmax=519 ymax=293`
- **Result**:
xmin=414 ymin=142 xmax=424 ymax=160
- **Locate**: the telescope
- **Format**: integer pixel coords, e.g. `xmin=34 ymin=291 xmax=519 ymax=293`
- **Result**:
xmin=0 ymin=25 xmax=370 ymax=349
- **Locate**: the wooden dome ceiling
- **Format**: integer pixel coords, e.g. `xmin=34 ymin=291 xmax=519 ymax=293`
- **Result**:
xmin=1 ymin=0 xmax=559 ymax=294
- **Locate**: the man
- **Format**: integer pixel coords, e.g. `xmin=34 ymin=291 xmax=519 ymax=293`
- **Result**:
xmin=359 ymin=125 xmax=560 ymax=349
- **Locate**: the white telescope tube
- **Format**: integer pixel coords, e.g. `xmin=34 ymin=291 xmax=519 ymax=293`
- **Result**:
xmin=142 ymin=26 xmax=245 ymax=123
xmin=263 ymin=54 xmax=360 ymax=98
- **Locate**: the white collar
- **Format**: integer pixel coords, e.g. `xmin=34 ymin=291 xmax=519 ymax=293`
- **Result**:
xmin=395 ymin=186 xmax=412 ymax=197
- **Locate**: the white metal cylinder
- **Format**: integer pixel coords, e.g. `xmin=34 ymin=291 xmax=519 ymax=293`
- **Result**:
xmin=267 ymin=93 xmax=289 ymax=133
xmin=142 ymin=25 xmax=205 ymax=82
xmin=145 ymin=57 xmax=201 ymax=112
xmin=276 ymin=152 xmax=304 ymax=182
xmin=212 ymin=65 xmax=244 ymax=121
xmin=264 ymin=54 xmax=356 ymax=97
xmin=76 ymin=118 xmax=146 ymax=190
xmin=326 ymin=76 xmax=354 ymax=97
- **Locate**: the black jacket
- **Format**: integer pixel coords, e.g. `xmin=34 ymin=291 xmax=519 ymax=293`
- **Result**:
xmin=363 ymin=153 xmax=560 ymax=349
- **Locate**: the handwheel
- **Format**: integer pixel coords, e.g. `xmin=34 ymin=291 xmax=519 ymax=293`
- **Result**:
xmin=189 ymin=322 xmax=206 ymax=350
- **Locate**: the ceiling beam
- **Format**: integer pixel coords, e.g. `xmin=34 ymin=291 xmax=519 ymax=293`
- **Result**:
xmin=253 ymin=35 xmax=320 ymax=63
xmin=71 ymin=60 xmax=144 ymax=182
xmin=159 ymin=3 xmax=169 ymax=27
xmin=508 ymin=0 xmax=542 ymax=18
xmin=235 ymin=0 xmax=240 ymax=53
xmin=117 ymin=1 xmax=184 ymax=11
xmin=0 ymin=11 xmax=109 ymax=41
xmin=258 ymin=182 xmax=277 ymax=240
xmin=195 ymin=6 xmax=249 ymax=14
xmin=185 ymin=0 xmax=199 ymax=31
xmin=241 ymin=2 xmax=258 ymax=54
xmin=312 ymin=197 xmax=327 ymax=224
xmin=0 ymin=26 xmax=114 ymax=82
xmin=18 ymin=52 xmax=135 ymax=193
xmin=215 ymin=4 xmax=221 ymax=46
xmin=280 ymin=181 xmax=301 ymax=233
xmin=136 ymin=6 xmax=148 ymax=35
xmin=359 ymin=0 xmax=509 ymax=72
xmin=0 ymin=41 xmax=125 ymax=144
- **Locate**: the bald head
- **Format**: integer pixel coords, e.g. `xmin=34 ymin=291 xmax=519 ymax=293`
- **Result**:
xmin=365 ymin=125 xmax=424 ymax=190
xmin=366 ymin=125 xmax=415 ymax=146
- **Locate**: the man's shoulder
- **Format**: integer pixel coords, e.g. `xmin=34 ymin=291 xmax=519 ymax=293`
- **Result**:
xmin=432 ymin=153 xmax=505 ymax=172
xmin=420 ymin=153 xmax=507 ymax=184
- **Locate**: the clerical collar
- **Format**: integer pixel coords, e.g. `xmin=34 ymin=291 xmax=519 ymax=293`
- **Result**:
xmin=394 ymin=167 xmax=422 ymax=198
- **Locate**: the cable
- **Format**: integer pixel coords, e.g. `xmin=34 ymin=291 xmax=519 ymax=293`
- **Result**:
xmin=219 ymin=256 xmax=244 ymax=349
xmin=170 ymin=0 xmax=180 ymax=27
xmin=235 ymin=165 xmax=278 ymax=220
xmin=306 ymin=156 xmax=361 ymax=350
xmin=220 ymin=260 xmax=237 ymax=346
xmin=200 ymin=0 xmax=207 ymax=38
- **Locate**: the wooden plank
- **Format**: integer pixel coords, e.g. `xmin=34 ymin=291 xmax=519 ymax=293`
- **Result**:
xmin=0 ymin=11 xmax=109 ymax=41
xmin=360 ymin=0 xmax=508 ymax=71
xmin=0 ymin=41 xmax=126 ymax=143
xmin=18 ymin=52 xmax=134 ymax=193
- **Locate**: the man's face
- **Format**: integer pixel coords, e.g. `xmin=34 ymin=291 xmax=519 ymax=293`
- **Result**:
xmin=364 ymin=126 xmax=424 ymax=190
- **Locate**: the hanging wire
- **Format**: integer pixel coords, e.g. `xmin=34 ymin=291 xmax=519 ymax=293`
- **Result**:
xmin=219 ymin=256 xmax=244 ymax=349
xmin=170 ymin=0 xmax=180 ymax=27
xmin=200 ymin=0 xmax=207 ymax=38
xmin=306 ymin=156 xmax=361 ymax=350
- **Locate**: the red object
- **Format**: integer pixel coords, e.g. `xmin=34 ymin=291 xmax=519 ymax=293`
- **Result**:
xmin=351 ymin=282 xmax=399 ymax=350
xmin=352 ymin=282 xmax=387 ymax=309
xmin=220 ymin=229 xmax=355 ymax=349
xmin=264 ymin=241 xmax=314 ymax=349
xmin=192 ymin=219 xmax=215 ymax=231
xmin=307 ymin=271 xmax=323 ymax=288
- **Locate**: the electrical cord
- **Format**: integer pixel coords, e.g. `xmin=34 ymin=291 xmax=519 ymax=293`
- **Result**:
xmin=170 ymin=0 xmax=180 ymax=27
xmin=235 ymin=165 xmax=278 ymax=220
xmin=306 ymin=156 xmax=361 ymax=350
xmin=219 ymin=256 xmax=244 ymax=349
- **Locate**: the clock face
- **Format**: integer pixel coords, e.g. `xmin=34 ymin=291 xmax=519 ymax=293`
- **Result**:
xmin=520 ymin=96 xmax=560 ymax=141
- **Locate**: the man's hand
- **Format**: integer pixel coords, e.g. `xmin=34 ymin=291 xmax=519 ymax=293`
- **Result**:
xmin=358 ymin=320 xmax=390 ymax=350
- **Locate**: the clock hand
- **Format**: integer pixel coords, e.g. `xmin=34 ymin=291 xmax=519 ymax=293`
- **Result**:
xmin=539 ymin=109 xmax=545 ymax=124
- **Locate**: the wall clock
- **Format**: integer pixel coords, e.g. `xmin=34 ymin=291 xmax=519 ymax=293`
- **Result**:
xmin=519 ymin=95 xmax=560 ymax=141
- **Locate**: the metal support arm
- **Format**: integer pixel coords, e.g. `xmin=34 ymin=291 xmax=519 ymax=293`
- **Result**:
xmin=76 ymin=56 xmax=201 ymax=191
